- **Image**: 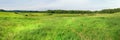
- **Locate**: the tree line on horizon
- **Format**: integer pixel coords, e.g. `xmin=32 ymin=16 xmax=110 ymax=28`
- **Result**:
xmin=0 ymin=8 xmax=120 ymax=14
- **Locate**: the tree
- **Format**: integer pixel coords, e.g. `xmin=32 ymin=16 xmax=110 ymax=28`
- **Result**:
xmin=0 ymin=9 xmax=5 ymax=11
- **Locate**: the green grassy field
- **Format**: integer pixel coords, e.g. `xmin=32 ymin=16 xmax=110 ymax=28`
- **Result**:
xmin=0 ymin=12 xmax=120 ymax=40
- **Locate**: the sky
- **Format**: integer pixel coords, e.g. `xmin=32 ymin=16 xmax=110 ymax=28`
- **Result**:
xmin=0 ymin=0 xmax=120 ymax=10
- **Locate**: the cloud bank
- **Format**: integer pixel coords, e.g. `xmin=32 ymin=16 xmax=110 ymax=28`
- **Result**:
xmin=0 ymin=0 xmax=120 ymax=10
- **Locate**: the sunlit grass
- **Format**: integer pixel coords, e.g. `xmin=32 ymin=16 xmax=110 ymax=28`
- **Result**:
xmin=0 ymin=12 xmax=120 ymax=40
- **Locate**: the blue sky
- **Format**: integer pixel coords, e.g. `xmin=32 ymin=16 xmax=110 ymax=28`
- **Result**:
xmin=0 ymin=0 xmax=120 ymax=10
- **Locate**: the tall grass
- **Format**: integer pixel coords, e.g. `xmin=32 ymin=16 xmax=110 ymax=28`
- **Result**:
xmin=0 ymin=12 xmax=120 ymax=40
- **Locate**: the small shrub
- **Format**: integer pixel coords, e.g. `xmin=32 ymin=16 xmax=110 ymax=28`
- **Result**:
xmin=25 ymin=15 xmax=28 ymax=16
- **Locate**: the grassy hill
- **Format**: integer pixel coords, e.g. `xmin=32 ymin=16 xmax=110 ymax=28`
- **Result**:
xmin=0 ymin=12 xmax=120 ymax=40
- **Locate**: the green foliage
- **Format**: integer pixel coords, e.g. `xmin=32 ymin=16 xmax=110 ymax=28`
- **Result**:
xmin=47 ymin=10 xmax=93 ymax=14
xmin=1 ymin=8 xmax=120 ymax=14
xmin=0 ymin=9 xmax=5 ymax=11
xmin=98 ymin=8 xmax=120 ymax=13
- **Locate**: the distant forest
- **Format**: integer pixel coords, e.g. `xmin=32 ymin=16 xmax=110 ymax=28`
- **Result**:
xmin=0 ymin=8 xmax=120 ymax=14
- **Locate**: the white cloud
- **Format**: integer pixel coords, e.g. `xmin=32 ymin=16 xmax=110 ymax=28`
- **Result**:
xmin=36 ymin=0 xmax=91 ymax=10
xmin=35 ymin=0 xmax=120 ymax=10
xmin=1 ymin=0 xmax=120 ymax=10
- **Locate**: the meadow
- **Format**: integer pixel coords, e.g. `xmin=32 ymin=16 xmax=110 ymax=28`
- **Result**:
xmin=0 ymin=12 xmax=120 ymax=40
